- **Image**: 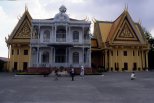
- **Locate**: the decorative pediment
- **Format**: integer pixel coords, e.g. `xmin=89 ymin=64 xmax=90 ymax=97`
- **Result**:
xmin=119 ymin=24 xmax=133 ymax=38
xmin=6 ymin=10 xmax=32 ymax=44
xmin=14 ymin=19 xmax=31 ymax=38
xmin=113 ymin=17 xmax=139 ymax=42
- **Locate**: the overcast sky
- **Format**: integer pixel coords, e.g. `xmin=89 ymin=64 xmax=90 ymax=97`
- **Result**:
xmin=0 ymin=0 xmax=154 ymax=57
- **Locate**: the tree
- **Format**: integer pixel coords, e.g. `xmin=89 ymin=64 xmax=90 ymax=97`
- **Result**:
xmin=142 ymin=27 xmax=152 ymax=41
xmin=143 ymin=27 xmax=154 ymax=70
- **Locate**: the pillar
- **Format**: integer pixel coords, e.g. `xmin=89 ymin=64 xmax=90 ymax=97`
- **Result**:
xmin=7 ymin=45 xmax=10 ymax=71
xmin=109 ymin=50 xmax=112 ymax=71
xmin=82 ymin=26 xmax=85 ymax=65
xmin=105 ymin=50 xmax=108 ymax=70
xmin=37 ymin=47 xmax=39 ymax=67
xmin=55 ymin=25 xmax=57 ymax=42
xmin=146 ymin=51 xmax=148 ymax=69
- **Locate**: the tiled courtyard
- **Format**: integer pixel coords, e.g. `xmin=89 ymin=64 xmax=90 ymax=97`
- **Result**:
xmin=0 ymin=72 xmax=154 ymax=103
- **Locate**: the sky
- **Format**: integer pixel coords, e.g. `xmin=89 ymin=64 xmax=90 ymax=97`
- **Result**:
xmin=0 ymin=0 xmax=154 ymax=58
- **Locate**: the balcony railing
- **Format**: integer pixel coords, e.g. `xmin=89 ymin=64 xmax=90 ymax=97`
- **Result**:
xmin=43 ymin=39 xmax=50 ymax=42
xmin=56 ymin=38 xmax=66 ymax=42
xmin=30 ymin=38 xmax=90 ymax=44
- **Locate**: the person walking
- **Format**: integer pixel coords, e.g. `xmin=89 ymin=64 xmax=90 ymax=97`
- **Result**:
xmin=54 ymin=69 xmax=58 ymax=80
xmin=70 ymin=67 xmax=75 ymax=81
xmin=80 ymin=65 xmax=84 ymax=78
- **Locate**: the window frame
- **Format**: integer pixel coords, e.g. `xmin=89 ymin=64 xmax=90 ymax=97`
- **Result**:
xmin=73 ymin=31 xmax=79 ymax=42
xmin=24 ymin=50 xmax=28 ymax=55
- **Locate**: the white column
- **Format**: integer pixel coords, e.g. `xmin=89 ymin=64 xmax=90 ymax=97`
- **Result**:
xmin=38 ymin=23 xmax=40 ymax=40
xmin=53 ymin=47 xmax=55 ymax=63
xmin=68 ymin=26 xmax=70 ymax=42
xmin=39 ymin=48 xmax=41 ymax=64
xmin=55 ymin=25 xmax=57 ymax=42
xmin=66 ymin=25 xmax=67 ymax=42
xmin=82 ymin=26 xmax=85 ymax=65
xmin=49 ymin=47 xmax=53 ymax=65
xmin=37 ymin=47 xmax=39 ymax=67
xmin=52 ymin=25 xmax=54 ymax=42
xmin=69 ymin=47 xmax=71 ymax=65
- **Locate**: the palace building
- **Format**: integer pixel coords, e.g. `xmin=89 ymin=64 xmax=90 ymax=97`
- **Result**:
xmin=92 ymin=9 xmax=149 ymax=72
xmin=6 ymin=6 xmax=149 ymax=72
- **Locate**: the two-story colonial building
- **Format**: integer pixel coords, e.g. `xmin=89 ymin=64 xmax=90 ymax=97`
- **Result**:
xmin=30 ymin=5 xmax=91 ymax=69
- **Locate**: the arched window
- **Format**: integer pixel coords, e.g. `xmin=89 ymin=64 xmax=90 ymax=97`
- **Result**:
xmin=73 ymin=31 xmax=79 ymax=42
xmin=73 ymin=52 xmax=79 ymax=64
xmin=42 ymin=51 xmax=49 ymax=63
xmin=43 ymin=30 xmax=50 ymax=42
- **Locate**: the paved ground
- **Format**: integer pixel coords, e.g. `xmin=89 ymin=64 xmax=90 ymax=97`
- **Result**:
xmin=0 ymin=72 xmax=154 ymax=103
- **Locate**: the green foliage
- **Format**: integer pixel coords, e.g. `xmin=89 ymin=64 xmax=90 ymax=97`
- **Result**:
xmin=142 ymin=27 xmax=152 ymax=41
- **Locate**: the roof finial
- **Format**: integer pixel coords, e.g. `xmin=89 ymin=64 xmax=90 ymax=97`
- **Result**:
xmin=92 ymin=18 xmax=96 ymax=23
xmin=59 ymin=5 xmax=67 ymax=13
xmin=25 ymin=3 xmax=28 ymax=11
xmin=138 ymin=19 xmax=142 ymax=25
xmin=124 ymin=4 xmax=128 ymax=11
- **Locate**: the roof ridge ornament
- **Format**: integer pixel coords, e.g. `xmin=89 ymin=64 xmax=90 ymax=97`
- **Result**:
xmin=124 ymin=4 xmax=128 ymax=12
xmin=59 ymin=5 xmax=67 ymax=13
xmin=25 ymin=3 xmax=28 ymax=11
xmin=138 ymin=19 xmax=142 ymax=25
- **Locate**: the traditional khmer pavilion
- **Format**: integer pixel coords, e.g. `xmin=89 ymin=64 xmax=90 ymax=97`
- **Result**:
xmin=91 ymin=9 xmax=149 ymax=72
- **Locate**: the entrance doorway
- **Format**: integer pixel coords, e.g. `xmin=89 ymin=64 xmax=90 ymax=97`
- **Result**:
xmin=23 ymin=62 xmax=28 ymax=71
xmin=14 ymin=62 xmax=17 ymax=72
xmin=133 ymin=63 xmax=137 ymax=71
xmin=55 ymin=48 xmax=66 ymax=63
xmin=124 ymin=62 xmax=128 ymax=71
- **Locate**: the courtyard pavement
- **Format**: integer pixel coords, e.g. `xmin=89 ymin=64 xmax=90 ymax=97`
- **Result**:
xmin=0 ymin=72 xmax=154 ymax=103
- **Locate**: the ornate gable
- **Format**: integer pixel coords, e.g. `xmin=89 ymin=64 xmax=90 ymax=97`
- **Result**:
xmin=14 ymin=19 xmax=31 ymax=39
xmin=114 ymin=18 xmax=139 ymax=41
xmin=6 ymin=10 xmax=32 ymax=44
xmin=108 ymin=10 xmax=143 ymax=45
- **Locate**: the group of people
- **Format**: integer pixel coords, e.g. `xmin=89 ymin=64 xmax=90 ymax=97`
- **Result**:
xmin=54 ymin=66 xmax=136 ymax=81
xmin=54 ymin=65 xmax=85 ymax=81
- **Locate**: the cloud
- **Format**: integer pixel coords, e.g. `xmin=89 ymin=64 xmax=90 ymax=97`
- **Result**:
xmin=0 ymin=6 xmax=17 ymax=57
